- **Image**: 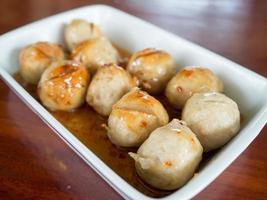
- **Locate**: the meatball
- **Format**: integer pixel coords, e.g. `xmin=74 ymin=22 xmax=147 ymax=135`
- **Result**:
xmin=71 ymin=37 xmax=119 ymax=74
xmin=165 ymin=67 xmax=223 ymax=109
xmin=64 ymin=19 xmax=103 ymax=50
xmin=182 ymin=92 xmax=240 ymax=152
xmin=127 ymin=48 xmax=176 ymax=94
xmin=107 ymin=87 xmax=169 ymax=147
xmin=38 ymin=60 xmax=89 ymax=111
xmin=86 ymin=64 xmax=135 ymax=116
xmin=129 ymin=119 xmax=203 ymax=190
xmin=19 ymin=42 xmax=64 ymax=84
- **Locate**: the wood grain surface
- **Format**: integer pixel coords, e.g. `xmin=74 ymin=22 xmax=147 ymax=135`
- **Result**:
xmin=0 ymin=0 xmax=266 ymax=199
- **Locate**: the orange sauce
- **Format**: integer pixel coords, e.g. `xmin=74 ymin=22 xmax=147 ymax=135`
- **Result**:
xmin=14 ymin=74 xmax=179 ymax=198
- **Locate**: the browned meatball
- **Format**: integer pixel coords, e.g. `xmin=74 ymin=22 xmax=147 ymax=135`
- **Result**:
xmin=38 ymin=60 xmax=89 ymax=111
xmin=107 ymin=87 xmax=169 ymax=147
xmin=71 ymin=37 xmax=119 ymax=74
xmin=19 ymin=42 xmax=64 ymax=84
xmin=165 ymin=67 xmax=223 ymax=109
xmin=127 ymin=48 xmax=176 ymax=94
xmin=64 ymin=19 xmax=103 ymax=50
xmin=86 ymin=64 xmax=135 ymax=116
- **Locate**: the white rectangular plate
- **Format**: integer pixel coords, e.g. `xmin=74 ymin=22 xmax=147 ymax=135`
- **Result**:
xmin=0 ymin=5 xmax=267 ymax=200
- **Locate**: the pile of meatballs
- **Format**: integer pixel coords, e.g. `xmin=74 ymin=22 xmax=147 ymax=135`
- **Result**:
xmin=19 ymin=19 xmax=240 ymax=191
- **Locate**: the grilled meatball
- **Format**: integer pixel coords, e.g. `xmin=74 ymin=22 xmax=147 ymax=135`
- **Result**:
xmin=86 ymin=64 xmax=135 ymax=116
xmin=38 ymin=60 xmax=89 ymax=111
xmin=64 ymin=19 xmax=103 ymax=50
xmin=127 ymin=48 xmax=176 ymax=94
xmin=182 ymin=92 xmax=240 ymax=152
xmin=71 ymin=37 xmax=119 ymax=74
xmin=19 ymin=42 xmax=64 ymax=84
xmin=165 ymin=67 xmax=223 ymax=109
xmin=129 ymin=119 xmax=203 ymax=190
xmin=107 ymin=87 xmax=169 ymax=147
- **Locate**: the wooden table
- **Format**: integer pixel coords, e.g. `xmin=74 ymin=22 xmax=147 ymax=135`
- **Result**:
xmin=0 ymin=0 xmax=266 ymax=199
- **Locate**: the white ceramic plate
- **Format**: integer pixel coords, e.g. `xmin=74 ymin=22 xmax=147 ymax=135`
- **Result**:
xmin=0 ymin=5 xmax=266 ymax=200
